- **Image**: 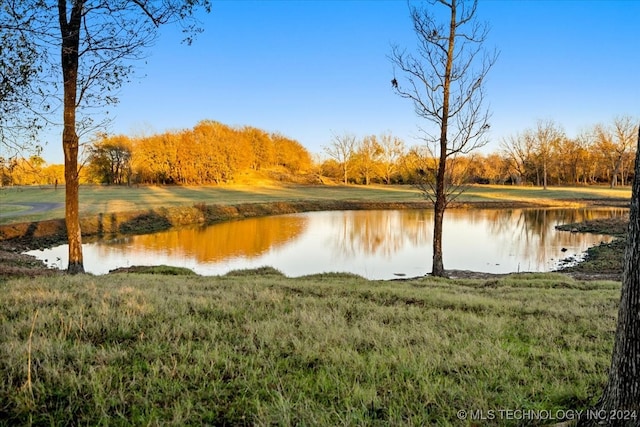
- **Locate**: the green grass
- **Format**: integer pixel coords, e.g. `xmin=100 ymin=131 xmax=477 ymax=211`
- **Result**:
xmin=0 ymin=205 xmax=29 ymax=214
xmin=0 ymin=183 xmax=631 ymax=224
xmin=0 ymin=271 xmax=620 ymax=426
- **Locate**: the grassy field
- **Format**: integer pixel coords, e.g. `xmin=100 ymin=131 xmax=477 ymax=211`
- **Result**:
xmin=0 ymin=269 xmax=620 ymax=426
xmin=0 ymin=183 xmax=631 ymax=224
xmin=0 ymin=183 xmax=630 ymax=425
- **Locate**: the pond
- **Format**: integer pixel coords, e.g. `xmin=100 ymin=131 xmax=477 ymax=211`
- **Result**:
xmin=27 ymin=207 xmax=626 ymax=280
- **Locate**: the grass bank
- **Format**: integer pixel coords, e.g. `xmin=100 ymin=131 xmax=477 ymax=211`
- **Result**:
xmin=0 ymin=184 xmax=631 ymax=248
xmin=0 ymin=270 xmax=620 ymax=426
xmin=557 ymin=217 xmax=630 ymax=279
xmin=0 ymin=183 xmax=631 ymax=225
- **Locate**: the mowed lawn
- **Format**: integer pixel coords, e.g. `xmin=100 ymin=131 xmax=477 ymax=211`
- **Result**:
xmin=0 ymin=183 xmax=632 ymax=224
xmin=0 ymin=270 xmax=620 ymax=426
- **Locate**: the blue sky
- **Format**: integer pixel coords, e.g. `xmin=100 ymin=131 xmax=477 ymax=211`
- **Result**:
xmin=38 ymin=0 xmax=639 ymax=164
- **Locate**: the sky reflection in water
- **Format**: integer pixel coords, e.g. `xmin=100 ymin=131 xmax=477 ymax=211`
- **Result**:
xmin=28 ymin=208 xmax=626 ymax=280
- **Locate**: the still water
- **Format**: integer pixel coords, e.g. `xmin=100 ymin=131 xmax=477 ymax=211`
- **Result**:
xmin=28 ymin=208 xmax=626 ymax=280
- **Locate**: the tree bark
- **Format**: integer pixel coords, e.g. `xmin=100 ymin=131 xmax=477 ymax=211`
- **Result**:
xmin=59 ymin=0 xmax=85 ymax=274
xmin=580 ymin=126 xmax=640 ymax=427
xmin=431 ymin=0 xmax=456 ymax=278
xmin=432 ymin=188 xmax=446 ymax=277
xmin=391 ymin=0 xmax=494 ymax=277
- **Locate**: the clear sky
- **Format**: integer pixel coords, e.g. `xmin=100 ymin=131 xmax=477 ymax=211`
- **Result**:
xmin=37 ymin=0 xmax=640 ymax=164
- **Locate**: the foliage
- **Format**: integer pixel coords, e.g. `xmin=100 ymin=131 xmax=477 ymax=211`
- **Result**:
xmin=86 ymin=135 xmax=132 ymax=185
xmin=0 ymin=1 xmax=49 ymax=154
xmin=3 ymin=0 xmax=212 ymax=274
xmin=501 ymin=117 xmax=638 ymax=188
xmin=2 ymin=115 xmax=637 ymax=189
xmin=105 ymin=121 xmax=314 ymax=185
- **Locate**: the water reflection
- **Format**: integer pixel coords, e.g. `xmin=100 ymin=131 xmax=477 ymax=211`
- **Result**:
xmin=28 ymin=208 xmax=626 ymax=279
xmin=112 ymin=215 xmax=308 ymax=263
xmin=329 ymin=210 xmax=432 ymax=258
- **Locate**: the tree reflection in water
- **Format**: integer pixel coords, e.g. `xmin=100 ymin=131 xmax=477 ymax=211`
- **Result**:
xmin=28 ymin=208 xmax=627 ymax=278
xmin=120 ymin=215 xmax=308 ymax=262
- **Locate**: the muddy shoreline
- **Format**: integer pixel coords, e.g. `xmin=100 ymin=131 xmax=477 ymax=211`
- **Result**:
xmin=0 ymin=199 xmax=630 ymax=279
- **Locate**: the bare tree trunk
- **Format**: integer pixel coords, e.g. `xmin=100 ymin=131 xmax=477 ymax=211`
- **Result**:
xmin=580 ymin=126 xmax=640 ymax=427
xmin=390 ymin=0 xmax=495 ymax=278
xmin=59 ymin=0 xmax=85 ymax=274
xmin=431 ymin=0 xmax=456 ymax=278
xmin=432 ymin=180 xmax=446 ymax=276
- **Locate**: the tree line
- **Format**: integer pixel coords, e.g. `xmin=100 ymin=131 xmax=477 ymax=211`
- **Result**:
xmin=1 ymin=120 xmax=312 ymax=186
xmin=86 ymin=120 xmax=313 ymax=185
xmin=2 ymin=116 xmax=636 ymax=188
xmin=320 ymin=116 xmax=638 ymax=188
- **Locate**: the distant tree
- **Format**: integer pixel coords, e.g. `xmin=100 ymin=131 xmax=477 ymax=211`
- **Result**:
xmin=87 ymin=136 xmax=132 ymax=185
xmin=575 ymin=130 xmax=600 ymax=185
xmin=531 ymin=120 xmax=564 ymax=189
xmin=41 ymin=163 xmax=65 ymax=186
xmin=273 ymin=133 xmax=312 ymax=173
xmin=0 ymin=157 xmax=14 ymax=186
xmin=1 ymin=155 xmax=45 ymax=185
xmin=559 ymin=134 xmax=592 ymax=185
xmin=378 ymin=133 xmax=405 ymax=184
xmin=609 ymin=116 xmax=637 ymax=187
xmin=354 ymin=135 xmax=382 ymax=185
xmin=244 ymin=126 xmax=273 ymax=171
xmin=398 ymin=146 xmax=427 ymax=184
xmin=501 ymin=132 xmax=534 ymax=185
xmin=4 ymin=1 xmax=211 ymax=273
xmin=481 ymin=153 xmax=511 ymax=184
xmin=324 ymin=133 xmax=357 ymax=184
xmin=595 ymin=117 xmax=638 ymax=188
xmin=319 ymin=159 xmax=343 ymax=181
xmin=580 ymin=125 xmax=640 ymax=426
xmin=193 ymin=120 xmax=250 ymax=183
xmin=390 ymin=0 xmax=497 ymax=277
xmin=133 ymin=133 xmax=177 ymax=184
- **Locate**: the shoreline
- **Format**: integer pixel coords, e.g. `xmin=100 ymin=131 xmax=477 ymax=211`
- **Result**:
xmin=0 ymin=199 xmax=629 ymax=280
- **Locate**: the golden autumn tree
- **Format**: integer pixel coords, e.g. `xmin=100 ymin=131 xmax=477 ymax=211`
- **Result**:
xmin=378 ymin=133 xmax=405 ymax=184
xmin=4 ymin=1 xmax=211 ymax=273
xmin=354 ymin=135 xmax=382 ymax=185
xmin=87 ymin=135 xmax=133 ymax=185
xmin=273 ymin=133 xmax=312 ymax=173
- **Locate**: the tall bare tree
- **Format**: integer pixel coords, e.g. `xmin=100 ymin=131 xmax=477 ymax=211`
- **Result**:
xmin=324 ymin=133 xmax=357 ymax=185
xmin=595 ymin=116 xmax=638 ymax=188
xmin=500 ymin=132 xmax=534 ymax=185
xmin=390 ymin=0 xmax=497 ymax=277
xmin=531 ymin=120 xmax=564 ymax=190
xmin=580 ymin=125 xmax=640 ymax=426
xmin=4 ymin=1 xmax=211 ymax=273
xmin=355 ymin=135 xmax=382 ymax=185
xmin=378 ymin=133 xmax=405 ymax=184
